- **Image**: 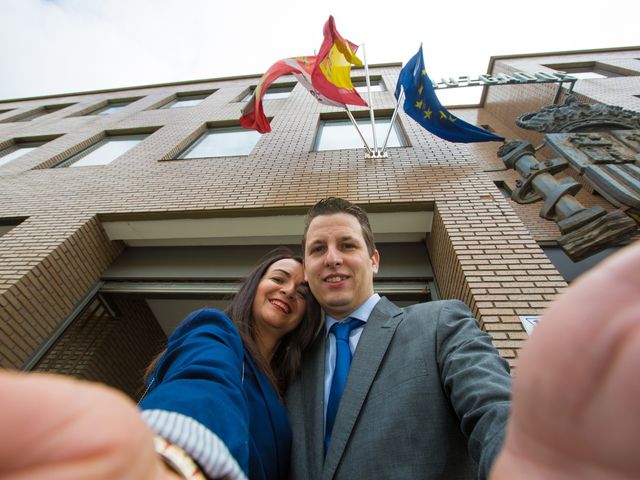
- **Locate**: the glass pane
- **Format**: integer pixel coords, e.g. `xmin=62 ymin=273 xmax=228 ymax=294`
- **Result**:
xmin=241 ymin=86 xmax=292 ymax=102
xmin=162 ymin=94 xmax=211 ymax=109
xmin=316 ymin=118 xmax=403 ymax=151
xmin=263 ymin=87 xmax=292 ymax=100
xmin=168 ymin=99 xmax=202 ymax=108
xmin=0 ymin=146 xmax=38 ymax=166
xmin=69 ymin=135 xmax=145 ymax=167
xmin=181 ymin=128 xmax=261 ymax=158
xmin=98 ymin=106 xmax=125 ymax=115
xmin=355 ymin=83 xmax=385 ymax=93
xmin=93 ymin=102 xmax=131 ymax=115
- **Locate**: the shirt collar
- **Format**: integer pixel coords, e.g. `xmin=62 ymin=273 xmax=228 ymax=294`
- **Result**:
xmin=324 ymin=293 xmax=381 ymax=335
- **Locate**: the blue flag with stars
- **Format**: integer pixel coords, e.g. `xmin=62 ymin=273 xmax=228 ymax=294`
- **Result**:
xmin=395 ymin=46 xmax=504 ymax=143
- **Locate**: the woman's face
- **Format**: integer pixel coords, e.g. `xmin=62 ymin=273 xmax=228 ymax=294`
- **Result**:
xmin=252 ymin=258 xmax=308 ymax=343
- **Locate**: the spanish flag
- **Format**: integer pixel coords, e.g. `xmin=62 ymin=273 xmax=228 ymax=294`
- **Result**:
xmin=240 ymin=16 xmax=366 ymax=133
xmin=311 ymin=15 xmax=367 ymax=108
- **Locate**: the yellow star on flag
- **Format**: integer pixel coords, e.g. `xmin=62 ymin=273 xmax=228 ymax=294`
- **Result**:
xmin=440 ymin=111 xmax=447 ymax=120
xmin=415 ymin=100 xmax=424 ymax=109
xmin=424 ymin=108 xmax=432 ymax=119
xmin=418 ymin=84 xmax=423 ymax=95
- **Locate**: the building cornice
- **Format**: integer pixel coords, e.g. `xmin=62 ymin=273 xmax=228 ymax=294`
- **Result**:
xmin=0 ymin=62 xmax=403 ymax=104
xmin=485 ymin=45 xmax=640 ymax=75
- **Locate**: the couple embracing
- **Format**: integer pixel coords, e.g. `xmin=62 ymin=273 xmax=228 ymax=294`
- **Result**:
xmin=140 ymin=196 xmax=511 ymax=479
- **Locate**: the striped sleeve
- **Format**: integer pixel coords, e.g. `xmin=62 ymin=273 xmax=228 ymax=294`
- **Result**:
xmin=142 ymin=409 xmax=247 ymax=480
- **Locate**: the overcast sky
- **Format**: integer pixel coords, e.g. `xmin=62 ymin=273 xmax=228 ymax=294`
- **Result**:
xmin=1 ymin=0 xmax=638 ymax=100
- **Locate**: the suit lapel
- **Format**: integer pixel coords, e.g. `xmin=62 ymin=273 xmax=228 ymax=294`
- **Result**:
xmin=301 ymin=329 xmax=327 ymax=478
xmin=323 ymin=298 xmax=404 ymax=479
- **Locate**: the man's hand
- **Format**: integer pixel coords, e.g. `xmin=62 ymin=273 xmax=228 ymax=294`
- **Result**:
xmin=0 ymin=371 xmax=178 ymax=480
xmin=491 ymin=241 xmax=640 ymax=480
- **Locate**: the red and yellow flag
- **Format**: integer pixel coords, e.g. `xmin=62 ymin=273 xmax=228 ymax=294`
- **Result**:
xmin=240 ymin=16 xmax=366 ymax=133
xmin=311 ymin=15 xmax=367 ymax=107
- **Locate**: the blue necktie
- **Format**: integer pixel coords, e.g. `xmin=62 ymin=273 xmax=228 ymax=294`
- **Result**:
xmin=325 ymin=318 xmax=364 ymax=451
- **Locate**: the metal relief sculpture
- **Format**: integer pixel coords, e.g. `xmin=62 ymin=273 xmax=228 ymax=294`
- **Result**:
xmin=499 ymin=97 xmax=639 ymax=261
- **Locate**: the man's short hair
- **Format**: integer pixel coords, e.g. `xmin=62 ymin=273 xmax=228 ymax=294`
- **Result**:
xmin=302 ymin=197 xmax=376 ymax=256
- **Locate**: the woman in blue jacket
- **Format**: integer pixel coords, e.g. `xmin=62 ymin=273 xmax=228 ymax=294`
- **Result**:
xmin=139 ymin=248 xmax=321 ymax=480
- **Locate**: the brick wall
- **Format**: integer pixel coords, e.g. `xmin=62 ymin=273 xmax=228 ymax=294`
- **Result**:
xmin=0 ymin=215 xmax=122 ymax=368
xmin=35 ymin=295 xmax=166 ymax=398
xmin=1 ymin=49 xmax=637 ymax=375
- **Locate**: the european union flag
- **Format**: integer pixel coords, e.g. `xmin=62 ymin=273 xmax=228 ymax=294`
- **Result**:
xmin=395 ymin=46 xmax=504 ymax=143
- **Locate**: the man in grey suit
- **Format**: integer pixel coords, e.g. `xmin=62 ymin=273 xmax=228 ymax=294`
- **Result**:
xmin=287 ymin=197 xmax=512 ymax=479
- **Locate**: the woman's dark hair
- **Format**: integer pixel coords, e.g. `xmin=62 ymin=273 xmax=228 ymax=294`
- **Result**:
xmin=144 ymin=247 xmax=321 ymax=397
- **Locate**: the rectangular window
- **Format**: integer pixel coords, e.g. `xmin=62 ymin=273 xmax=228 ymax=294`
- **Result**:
xmin=0 ymin=217 xmax=26 ymax=237
xmin=240 ymin=84 xmax=294 ymax=102
xmin=544 ymin=62 xmax=627 ymax=80
xmin=161 ymin=92 xmax=213 ymax=109
xmin=1 ymin=104 xmax=73 ymax=123
xmin=19 ymin=104 xmax=73 ymax=121
xmin=56 ymin=134 xmax=147 ymax=168
xmin=17 ymin=110 xmax=50 ymax=122
xmin=0 ymin=142 xmax=45 ymax=167
xmin=87 ymin=98 xmax=140 ymax=116
xmin=178 ymin=126 xmax=261 ymax=158
xmin=353 ymin=76 xmax=386 ymax=93
xmin=315 ymin=116 xmax=405 ymax=151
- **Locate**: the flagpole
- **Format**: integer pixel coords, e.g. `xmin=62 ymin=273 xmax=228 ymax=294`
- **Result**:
xmin=361 ymin=44 xmax=378 ymax=155
xmin=382 ymin=88 xmax=404 ymax=152
xmin=344 ymin=106 xmax=373 ymax=156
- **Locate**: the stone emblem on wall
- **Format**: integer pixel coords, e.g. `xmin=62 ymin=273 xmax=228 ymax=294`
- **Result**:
xmin=499 ymin=97 xmax=640 ymax=261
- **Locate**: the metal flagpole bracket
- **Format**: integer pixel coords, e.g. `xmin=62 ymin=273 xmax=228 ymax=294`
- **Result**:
xmin=365 ymin=149 xmax=388 ymax=159
xmin=344 ymin=106 xmax=373 ymax=156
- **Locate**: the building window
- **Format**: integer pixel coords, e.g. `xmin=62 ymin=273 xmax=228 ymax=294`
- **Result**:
xmin=240 ymin=84 xmax=294 ymax=102
xmin=0 ymin=141 xmax=45 ymax=167
xmin=0 ymin=217 xmax=26 ymax=238
xmin=178 ymin=126 xmax=261 ymax=158
xmin=88 ymin=99 xmax=138 ymax=116
xmin=161 ymin=92 xmax=213 ymax=109
xmin=56 ymin=134 xmax=147 ymax=168
xmin=353 ymin=76 xmax=386 ymax=93
xmin=315 ymin=116 xmax=406 ymax=151
xmin=544 ymin=62 xmax=626 ymax=80
xmin=1 ymin=104 xmax=73 ymax=123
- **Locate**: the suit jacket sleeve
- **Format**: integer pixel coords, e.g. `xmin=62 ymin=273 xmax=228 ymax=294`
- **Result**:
xmin=435 ymin=300 xmax=512 ymax=479
xmin=140 ymin=308 xmax=250 ymax=477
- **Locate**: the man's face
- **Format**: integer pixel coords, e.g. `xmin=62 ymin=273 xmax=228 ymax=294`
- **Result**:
xmin=304 ymin=213 xmax=379 ymax=319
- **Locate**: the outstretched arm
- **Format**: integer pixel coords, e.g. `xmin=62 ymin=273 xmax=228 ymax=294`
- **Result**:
xmin=491 ymin=240 xmax=640 ymax=480
xmin=0 ymin=370 xmax=179 ymax=480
